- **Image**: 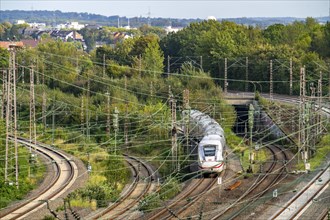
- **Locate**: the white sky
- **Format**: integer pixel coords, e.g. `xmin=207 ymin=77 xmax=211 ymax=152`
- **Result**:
xmin=0 ymin=0 xmax=329 ymax=19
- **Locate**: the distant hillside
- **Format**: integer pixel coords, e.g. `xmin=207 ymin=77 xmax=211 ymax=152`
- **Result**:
xmin=224 ymin=16 xmax=330 ymax=27
xmin=0 ymin=10 xmax=329 ymax=28
xmin=0 ymin=10 xmax=198 ymax=27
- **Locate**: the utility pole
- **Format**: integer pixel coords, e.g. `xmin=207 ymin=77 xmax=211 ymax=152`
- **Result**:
xmin=124 ymin=75 xmax=128 ymax=146
xmin=224 ymin=58 xmax=228 ymax=94
xmin=42 ymin=66 xmax=47 ymax=131
xmin=105 ymin=91 xmax=110 ymax=137
xmin=150 ymin=81 xmax=154 ymax=98
xmin=200 ymin=56 xmax=203 ymax=71
xmin=183 ymin=89 xmax=190 ymax=155
xmin=299 ymin=66 xmax=307 ymax=167
xmin=139 ymin=54 xmax=142 ymax=76
xmin=86 ymin=76 xmax=90 ymax=141
xmin=124 ymin=102 xmax=128 ymax=147
xmin=1 ymin=70 xmax=6 ymax=119
xmin=29 ymin=65 xmax=37 ymax=150
xmin=167 ymin=55 xmax=170 ymax=75
xmin=169 ymin=86 xmax=178 ymax=171
xmin=103 ymin=54 xmax=105 ymax=78
xmin=12 ymin=45 xmax=19 ymax=189
xmin=289 ymin=58 xmax=293 ymax=96
xmin=5 ymin=67 xmax=11 ymax=185
xmin=270 ymin=60 xmax=273 ymax=100
xmin=36 ymin=57 xmax=40 ymax=85
xmin=309 ymin=82 xmax=316 ymax=154
xmin=52 ymin=99 xmax=55 ymax=147
xmin=245 ymin=57 xmax=248 ymax=92
xmin=21 ymin=64 xmax=25 ymax=84
xmin=81 ymin=96 xmax=84 ymax=135
xmin=248 ymin=104 xmax=254 ymax=167
xmin=317 ymin=71 xmax=322 ymax=136
xmin=5 ymin=45 xmax=19 ymax=188
xmin=113 ymin=107 xmax=119 ymax=155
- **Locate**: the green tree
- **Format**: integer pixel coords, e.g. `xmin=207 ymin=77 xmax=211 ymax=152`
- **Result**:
xmin=263 ymin=24 xmax=286 ymax=45
xmin=141 ymin=39 xmax=164 ymax=77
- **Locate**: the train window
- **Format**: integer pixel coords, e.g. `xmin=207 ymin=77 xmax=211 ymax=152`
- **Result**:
xmin=204 ymin=145 xmax=216 ymax=156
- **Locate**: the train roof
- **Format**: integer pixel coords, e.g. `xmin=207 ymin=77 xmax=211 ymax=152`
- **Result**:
xmin=189 ymin=109 xmax=224 ymax=137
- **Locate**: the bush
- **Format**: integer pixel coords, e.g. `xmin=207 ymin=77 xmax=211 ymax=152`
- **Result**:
xmin=138 ymin=193 xmax=162 ymax=212
xmin=159 ymin=177 xmax=181 ymax=200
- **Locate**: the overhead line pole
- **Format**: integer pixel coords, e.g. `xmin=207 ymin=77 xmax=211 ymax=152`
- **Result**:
xmin=42 ymin=62 xmax=47 ymax=131
xmin=270 ymin=60 xmax=273 ymax=100
xmin=106 ymin=91 xmax=110 ymax=138
xmin=13 ymin=46 xmax=18 ymax=189
xmin=5 ymin=45 xmax=19 ymax=188
xmin=103 ymin=54 xmax=105 ymax=78
xmin=224 ymin=58 xmax=228 ymax=94
xmin=299 ymin=66 xmax=307 ymax=167
xmin=86 ymin=76 xmax=90 ymax=141
xmin=183 ymin=89 xmax=190 ymax=156
xmin=167 ymin=55 xmax=170 ymax=76
xmin=29 ymin=65 xmax=37 ymax=150
xmin=290 ymin=58 xmax=293 ymax=96
xmin=169 ymin=86 xmax=177 ymax=171
xmin=5 ymin=66 xmax=11 ymax=184
xmin=317 ymin=71 xmax=322 ymax=136
xmin=1 ymin=70 xmax=7 ymax=119
xmin=245 ymin=57 xmax=248 ymax=92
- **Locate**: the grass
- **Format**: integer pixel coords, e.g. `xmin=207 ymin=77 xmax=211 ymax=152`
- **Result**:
xmin=34 ymin=127 xmax=131 ymax=210
xmin=241 ymin=147 xmax=268 ymax=173
xmin=138 ymin=177 xmax=181 ymax=212
xmin=296 ymin=133 xmax=330 ymax=170
xmin=0 ymin=145 xmax=46 ymax=208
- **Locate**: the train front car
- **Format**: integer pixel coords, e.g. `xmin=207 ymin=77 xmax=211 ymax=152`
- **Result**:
xmin=198 ymin=135 xmax=225 ymax=173
xmin=188 ymin=110 xmax=226 ymax=174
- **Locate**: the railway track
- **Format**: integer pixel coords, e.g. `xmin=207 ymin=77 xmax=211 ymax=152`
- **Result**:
xmin=209 ymin=144 xmax=289 ymax=220
xmin=0 ymin=137 xmax=78 ymax=220
xmin=91 ymin=154 xmax=156 ymax=220
xmin=145 ymin=170 xmax=225 ymax=220
xmin=317 ymin=209 xmax=330 ymax=220
xmin=271 ymin=164 xmax=330 ymax=220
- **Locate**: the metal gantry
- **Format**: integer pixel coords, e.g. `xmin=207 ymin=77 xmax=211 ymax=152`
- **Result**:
xmin=5 ymin=45 xmax=19 ymax=188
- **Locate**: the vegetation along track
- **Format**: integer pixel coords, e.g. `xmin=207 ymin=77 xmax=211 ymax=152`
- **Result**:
xmin=271 ymin=164 xmax=330 ymax=220
xmin=210 ymin=144 xmax=289 ymax=220
xmin=0 ymin=137 xmax=78 ymax=220
xmin=92 ymin=154 xmax=156 ymax=220
xmin=147 ymin=170 xmax=225 ymax=220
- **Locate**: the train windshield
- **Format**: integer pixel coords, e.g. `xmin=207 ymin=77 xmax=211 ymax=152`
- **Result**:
xmin=204 ymin=145 xmax=216 ymax=156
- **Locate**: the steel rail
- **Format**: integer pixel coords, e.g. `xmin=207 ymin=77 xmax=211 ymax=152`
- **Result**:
xmin=271 ymin=164 xmax=330 ymax=220
xmin=93 ymin=154 xmax=154 ymax=220
xmin=0 ymin=137 xmax=76 ymax=220
xmin=210 ymin=145 xmax=287 ymax=220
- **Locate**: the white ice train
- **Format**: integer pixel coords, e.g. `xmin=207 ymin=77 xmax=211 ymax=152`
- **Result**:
xmin=186 ymin=109 xmax=226 ymax=173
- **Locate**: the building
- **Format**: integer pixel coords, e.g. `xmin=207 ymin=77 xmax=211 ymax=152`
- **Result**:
xmin=50 ymin=30 xmax=84 ymax=41
xmin=56 ymin=22 xmax=85 ymax=30
xmin=164 ymin=26 xmax=182 ymax=34
xmin=0 ymin=41 xmax=24 ymax=49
